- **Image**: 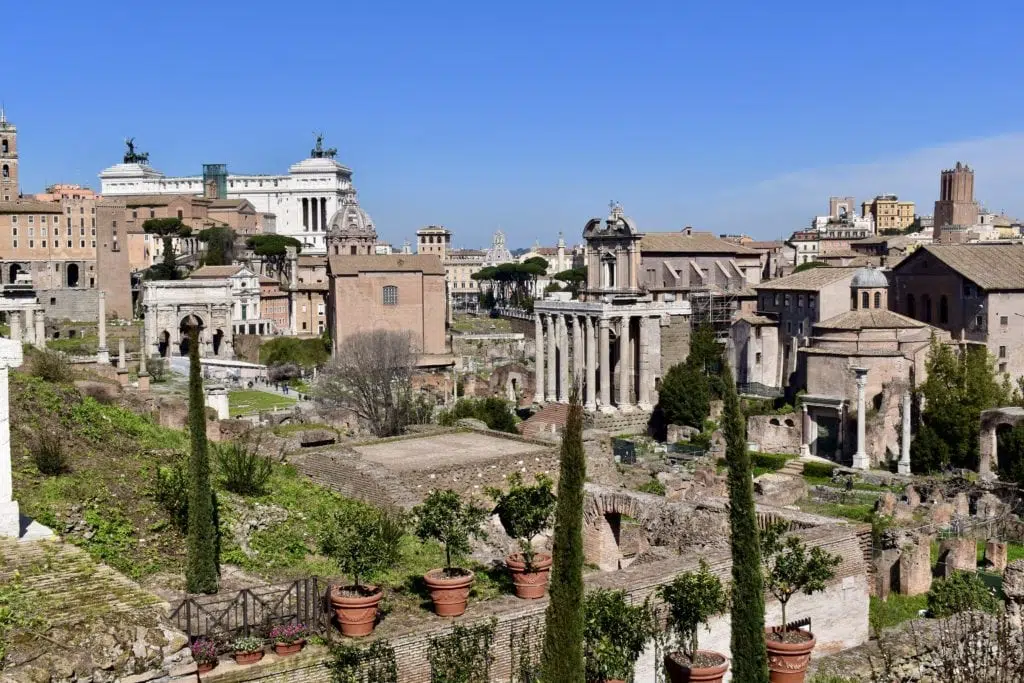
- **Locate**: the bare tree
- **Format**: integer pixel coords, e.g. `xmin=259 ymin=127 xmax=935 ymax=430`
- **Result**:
xmin=315 ymin=330 xmax=423 ymax=437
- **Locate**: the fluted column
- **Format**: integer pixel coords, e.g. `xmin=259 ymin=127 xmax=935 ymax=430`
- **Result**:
xmin=557 ymin=315 xmax=569 ymax=402
xmin=584 ymin=316 xmax=597 ymax=410
xmin=534 ymin=314 xmax=545 ymax=403
xmin=9 ymin=312 xmax=20 ymax=343
xmin=572 ymin=315 xmax=583 ymax=385
xmin=599 ymin=318 xmax=611 ymax=410
xmin=545 ymin=314 xmax=556 ymax=402
xmin=617 ymin=316 xmax=630 ymax=409
xmin=638 ymin=317 xmax=652 ymax=410
xmin=24 ymin=308 xmax=34 ymax=347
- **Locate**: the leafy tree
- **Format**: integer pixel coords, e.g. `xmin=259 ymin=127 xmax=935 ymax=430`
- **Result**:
xmin=721 ymin=361 xmax=768 ymax=682
xmin=657 ymin=361 xmax=710 ymax=429
xmin=998 ymin=423 xmax=1024 ymax=484
xmin=327 ymin=640 xmax=399 ymax=683
xmin=185 ymin=324 xmax=218 ymax=593
xmin=688 ymin=324 xmax=726 ymax=399
xmin=659 ymin=560 xmax=729 ymax=664
xmin=760 ymin=520 xmax=842 ymax=628
xmin=541 ymin=387 xmax=586 ymax=683
xmin=428 ymin=620 xmax=496 ymax=683
xmin=413 ymin=490 xmax=488 ymax=573
xmin=583 ymin=589 xmax=653 ymax=682
xmin=486 ymin=473 xmax=556 ymax=569
xmin=197 ymin=226 xmax=236 ymax=266
xmin=143 ymin=217 xmax=191 ymax=280
xmin=792 ymin=260 xmax=831 ymax=273
xmin=320 ymin=504 xmax=405 ymax=591
xmin=926 ymin=571 xmax=1000 ymax=618
xmin=246 ymin=234 xmax=303 ymax=275
xmin=438 ymin=397 xmax=517 ymax=433
xmin=553 ymin=267 xmax=587 ymax=296
xmin=214 ymin=434 xmax=272 ymax=495
xmin=260 ymin=336 xmax=330 ymax=369
xmin=912 ymin=337 xmax=1007 ymax=472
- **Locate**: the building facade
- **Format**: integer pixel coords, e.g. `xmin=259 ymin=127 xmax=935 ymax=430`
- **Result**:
xmin=141 ymin=280 xmax=235 ymax=358
xmin=933 ymin=162 xmax=979 ymax=244
xmin=862 ymin=195 xmax=915 ymax=232
xmin=0 ymin=110 xmax=18 ymax=201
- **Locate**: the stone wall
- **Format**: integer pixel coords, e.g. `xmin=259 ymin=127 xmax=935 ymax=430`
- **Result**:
xmin=746 ymin=413 xmax=801 ymax=454
xmin=659 ymin=316 xmax=690 ymax=374
xmin=39 ymin=287 xmax=99 ymax=323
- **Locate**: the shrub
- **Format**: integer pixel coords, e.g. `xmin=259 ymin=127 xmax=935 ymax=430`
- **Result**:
xmin=428 ymin=620 xmax=495 ymax=683
xmin=752 ymin=453 xmax=790 ymax=471
xmin=32 ymin=350 xmax=73 ymax=384
xmin=413 ymin=490 xmax=488 ymax=572
xmin=190 ymin=638 xmax=218 ymax=665
xmin=215 ymin=435 xmax=272 ymax=496
xmin=486 ymin=473 xmax=556 ymax=570
xmin=33 ymin=430 xmax=70 ymax=475
xmin=269 ymin=623 xmax=309 ymax=644
xmin=439 ymin=397 xmax=517 ymax=433
xmin=154 ymin=457 xmax=189 ymax=532
xmin=636 ymin=478 xmax=666 ymax=496
xmin=803 ymin=461 xmax=837 ymax=479
xmin=328 ymin=640 xmax=399 ymax=683
xmin=927 ymin=571 xmax=1000 ymax=618
xmin=319 ymin=504 xmax=404 ymax=590
xmin=761 ymin=520 xmax=842 ymax=628
xmin=147 ymin=356 xmax=167 ymax=382
xmin=583 ymin=589 xmax=653 ymax=681
xmin=659 ymin=560 xmax=729 ymax=662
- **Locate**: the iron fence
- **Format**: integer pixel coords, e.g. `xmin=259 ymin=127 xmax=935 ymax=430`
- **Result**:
xmin=167 ymin=576 xmax=330 ymax=640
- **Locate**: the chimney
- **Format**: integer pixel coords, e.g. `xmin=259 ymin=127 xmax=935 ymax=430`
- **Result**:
xmin=683 ymin=226 xmax=693 ymax=236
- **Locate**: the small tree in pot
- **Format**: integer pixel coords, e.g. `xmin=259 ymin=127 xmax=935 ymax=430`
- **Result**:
xmin=760 ymin=521 xmax=842 ymax=683
xmin=486 ymin=473 xmax=557 ymax=599
xmin=414 ymin=489 xmax=488 ymax=617
xmin=659 ymin=560 xmax=730 ymax=683
xmin=583 ymin=589 xmax=654 ymax=683
xmin=320 ymin=504 xmax=405 ymax=637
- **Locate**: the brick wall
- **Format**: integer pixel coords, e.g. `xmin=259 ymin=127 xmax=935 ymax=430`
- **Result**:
xmin=659 ymin=316 xmax=690 ymax=374
xmin=39 ymin=287 xmax=99 ymax=322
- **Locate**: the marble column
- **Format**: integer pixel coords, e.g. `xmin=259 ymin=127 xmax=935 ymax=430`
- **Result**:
xmin=118 ymin=339 xmax=127 ymax=370
xmin=138 ymin=329 xmax=150 ymax=392
xmin=9 ymin=312 xmax=20 ymax=343
xmin=33 ymin=309 xmax=44 ymax=350
xmin=617 ymin=316 xmax=630 ymax=410
xmin=0 ymin=339 xmax=24 ymax=537
xmin=534 ymin=314 xmax=545 ymax=403
xmin=584 ymin=316 xmax=597 ymax=410
xmin=24 ymin=308 xmax=34 ymax=347
xmin=638 ymin=317 xmax=652 ymax=410
xmin=599 ymin=318 xmax=612 ymax=410
xmin=97 ymin=292 xmax=110 ymax=365
xmin=558 ymin=315 xmax=569 ymax=402
xmin=899 ymin=391 xmax=912 ymax=475
xmin=572 ymin=315 xmax=583 ymax=385
xmin=800 ymin=403 xmax=812 ymax=457
xmin=852 ymin=367 xmax=869 ymax=469
xmin=545 ymin=314 xmax=556 ymax=402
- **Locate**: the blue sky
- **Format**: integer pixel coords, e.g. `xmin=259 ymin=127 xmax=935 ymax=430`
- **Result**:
xmin=3 ymin=0 xmax=1024 ymax=247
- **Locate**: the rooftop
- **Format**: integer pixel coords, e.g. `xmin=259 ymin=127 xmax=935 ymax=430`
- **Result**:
xmin=328 ymin=254 xmax=446 ymax=276
xmin=640 ymin=231 xmax=759 ymax=255
xmin=909 ymin=244 xmax=1024 ymax=291
xmin=815 ymin=309 xmax=928 ymax=331
xmin=190 ymin=265 xmax=245 ymax=279
xmin=755 ymin=266 xmax=859 ymax=291
xmin=0 ymin=199 xmax=63 ymax=214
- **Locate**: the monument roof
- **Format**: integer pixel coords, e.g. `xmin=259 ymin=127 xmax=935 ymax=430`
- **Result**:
xmin=911 ymin=244 xmax=1024 ymax=291
xmin=328 ymin=254 xmax=445 ymax=276
xmin=190 ymin=265 xmax=244 ymax=278
xmin=0 ymin=199 xmax=62 ymax=214
xmin=815 ymin=309 xmax=928 ymax=331
xmin=850 ymin=266 xmax=889 ymax=288
xmin=640 ymin=231 xmax=759 ymax=254
xmin=755 ymin=267 xmax=859 ymax=291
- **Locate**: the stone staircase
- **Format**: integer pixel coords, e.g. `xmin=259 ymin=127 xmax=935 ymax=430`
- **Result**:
xmin=518 ymin=402 xmax=570 ymax=439
xmin=779 ymin=457 xmax=807 ymax=478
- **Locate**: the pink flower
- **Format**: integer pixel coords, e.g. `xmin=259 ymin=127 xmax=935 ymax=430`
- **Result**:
xmin=268 ymin=622 xmax=309 ymax=644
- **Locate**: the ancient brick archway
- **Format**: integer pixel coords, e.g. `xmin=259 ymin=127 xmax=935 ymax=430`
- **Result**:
xmin=979 ymin=407 xmax=1024 ymax=475
xmin=582 ymin=490 xmax=650 ymax=571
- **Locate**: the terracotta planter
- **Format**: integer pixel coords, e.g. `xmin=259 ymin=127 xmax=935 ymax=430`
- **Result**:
xmin=274 ymin=640 xmax=305 ymax=656
xmin=232 ymin=650 xmax=264 ymax=665
xmin=197 ymin=661 xmax=216 ymax=674
xmin=664 ymin=650 xmax=729 ymax=683
xmin=330 ymin=585 xmax=383 ymax=637
xmin=507 ymin=552 xmax=552 ymax=599
xmin=423 ymin=568 xmax=475 ymax=617
xmin=766 ymin=629 xmax=816 ymax=683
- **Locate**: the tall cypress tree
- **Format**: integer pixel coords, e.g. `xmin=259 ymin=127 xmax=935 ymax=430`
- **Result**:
xmin=185 ymin=323 xmax=218 ymax=594
xmin=722 ymin=361 xmax=768 ymax=682
xmin=540 ymin=387 xmax=585 ymax=683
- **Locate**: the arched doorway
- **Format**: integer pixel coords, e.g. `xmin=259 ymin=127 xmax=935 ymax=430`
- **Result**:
xmin=67 ymin=264 xmax=80 ymax=288
xmin=212 ymin=329 xmax=224 ymax=356
xmin=8 ymin=263 xmax=22 ymax=283
xmin=158 ymin=330 xmax=171 ymax=357
xmin=178 ymin=315 xmax=204 ymax=356
xmin=979 ymin=407 xmax=1024 ymax=475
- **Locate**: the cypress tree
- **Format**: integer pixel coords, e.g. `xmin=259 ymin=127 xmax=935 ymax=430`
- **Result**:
xmin=185 ymin=323 xmax=218 ymax=594
xmin=540 ymin=387 xmax=585 ymax=683
xmin=722 ymin=361 xmax=768 ymax=682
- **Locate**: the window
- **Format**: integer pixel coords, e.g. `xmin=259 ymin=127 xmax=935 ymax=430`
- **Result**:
xmin=754 ymin=326 xmax=762 ymax=339
xmin=784 ymin=293 xmax=791 ymax=307
xmin=10 ymin=216 xmax=15 ymax=225
xmin=1000 ymin=346 xmax=1007 ymax=359
xmin=28 ymin=240 xmax=33 ymax=248
xmin=808 ymin=294 xmax=816 ymax=308
xmin=755 ymin=352 xmax=762 ymax=365
xmin=12 ymin=240 xmax=16 ymax=249
xmin=939 ymin=295 xmax=948 ymax=323
xmin=79 ymin=207 xmax=84 ymax=215
xmin=27 ymin=216 xmax=33 ymax=224
xmin=41 ymin=227 xmax=47 ymax=237
xmin=975 ymin=313 xmax=984 ymax=329
xmin=874 ymin=291 xmax=882 ymax=309
xmin=67 ymin=240 xmax=72 ymax=248
xmin=149 ymin=210 xmax=155 ymax=218
xmin=797 ymin=294 xmax=804 ymax=308
xmin=41 ymin=240 xmax=46 ymax=248
xmin=131 ymin=210 xmax=137 ymax=218
xmin=1000 ymin=362 xmax=1008 ymax=373
xmin=1002 ymin=316 xmax=1009 ymax=327
xmin=28 ymin=227 xmax=33 ymax=237
xmin=177 ymin=209 xmax=183 ymax=219
xmin=907 ymin=294 xmax=916 ymax=318
xmin=773 ymin=293 xmax=780 ymax=306
xmin=785 ymin=321 xmax=792 ymax=333
xmin=383 ymin=285 xmax=398 ymax=306
xmin=963 ymin=282 xmax=975 ymax=297
xmin=861 ymin=291 xmax=869 ymax=309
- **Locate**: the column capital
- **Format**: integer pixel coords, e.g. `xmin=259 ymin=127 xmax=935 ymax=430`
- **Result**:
xmin=598 ymin=317 xmax=610 ymax=329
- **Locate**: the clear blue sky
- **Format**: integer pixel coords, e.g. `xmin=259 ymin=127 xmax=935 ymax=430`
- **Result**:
xmin=3 ymin=0 xmax=1024 ymax=247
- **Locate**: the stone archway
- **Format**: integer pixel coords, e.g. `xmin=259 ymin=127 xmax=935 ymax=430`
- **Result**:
xmin=582 ymin=490 xmax=650 ymax=571
xmin=158 ymin=330 xmax=170 ymax=357
xmin=980 ymin=407 xmax=1024 ymax=476
xmin=179 ymin=314 xmax=204 ymax=356
xmin=66 ymin=263 xmax=80 ymax=288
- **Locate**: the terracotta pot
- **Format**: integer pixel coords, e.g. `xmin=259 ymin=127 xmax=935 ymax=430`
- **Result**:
xmin=507 ymin=552 xmax=552 ymax=599
xmin=330 ymin=584 xmax=383 ymax=637
xmin=197 ymin=661 xmax=216 ymax=674
xmin=274 ymin=640 xmax=305 ymax=656
xmin=766 ymin=629 xmax=816 ymax=683
xmin=232 ymin=650 xmax=264 ymax=665
xmin=664 ymin=650 xmax=729 ymax=683
xmin=423 ymin=568 xmax=475 ymax=617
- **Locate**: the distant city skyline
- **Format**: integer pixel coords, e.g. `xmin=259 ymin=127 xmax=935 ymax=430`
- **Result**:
xmin=3 ymin=1 xmax=1024 ymax=247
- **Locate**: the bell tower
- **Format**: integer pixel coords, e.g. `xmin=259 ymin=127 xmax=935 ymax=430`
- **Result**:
xmin=0 ymin=108 xmax=17 ymax=201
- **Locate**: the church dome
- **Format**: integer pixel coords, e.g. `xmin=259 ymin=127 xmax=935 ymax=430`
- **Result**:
xmin=851 ymin=266 xmax=888 ymax=289
xmin=327 ymin=199 xmax=377 ymax=240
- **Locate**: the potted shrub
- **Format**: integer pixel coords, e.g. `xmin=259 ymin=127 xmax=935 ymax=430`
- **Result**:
xmin=414 ymin=489 xmax=488 ymax=617
xmin=320 ymin=504 xmax=405 ymax=637
xmin=190 ymin=638 xmax=218 ymax=673
xmin=583 ymin=589 xmax=653 ymax=683
xmin=658 ymin=560 xmax=730 ymax=683
xmin=487 ymin=473 xmax=557 ymax=599
xmin=230 ymin=635 xmax=265 ymax=665
xmin=761 ymin=522 xmax=842 ymax=683
xmin=269 ymin=623 xmax=309 ymax=656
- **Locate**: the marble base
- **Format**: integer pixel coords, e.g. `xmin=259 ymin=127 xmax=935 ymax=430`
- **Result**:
xmin=0 ymin=500 xmax=20 ymax=538
xmin=800 ymin=444 xmax=811 ymax=458
xmin=138 ymin=374 xmax=150 ymax=392
xmin=852 ymin=451 xmax=870 ymax=470
xmin=96 ymin=349 xmax=110 ymax=365
xmin=898 ymin=460 xmax=911 ymax=475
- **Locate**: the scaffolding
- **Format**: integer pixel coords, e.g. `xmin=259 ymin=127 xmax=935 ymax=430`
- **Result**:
xmin=688 ymin=287 xmax=737 ymax=340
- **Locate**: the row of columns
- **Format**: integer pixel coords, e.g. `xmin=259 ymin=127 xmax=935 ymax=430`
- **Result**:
xmin=534 ymin=311 xmax=656 ymax=412
xmin=7 ymin=306 xmax=45 ymax=350
xmin=301 ymin=197 xmax=330 ymax=232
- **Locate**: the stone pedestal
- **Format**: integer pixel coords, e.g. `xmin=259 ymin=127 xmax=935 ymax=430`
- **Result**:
xmin=938 ymin=537 xmax=977 ymax=577
xmin=852 ymin=367 xmax=869 ymax=469
xmin=137 ymin=374 xmax=150 ymax=392
xmin=898 ymin=534 xmax=933 ymax=596
xmin=116 ymin=339 xmax=129 ymax=386
xmin=874 ymin=549 xmax=902 ymax=599
xmin=985 ymin=540 xmax=1008 ymax=573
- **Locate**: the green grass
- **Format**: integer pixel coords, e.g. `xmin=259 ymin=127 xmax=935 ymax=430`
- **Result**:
xmin=451 ymin=315 xmax=512 ymax=334
xmin=228 ymin=390 xmax=297 ymax=416
xmin=796 ymin=498 xmax=875 ymax=523
xmin=803 ymin=474 xmax=895 ymax=492
xmin=870 ymin=593 xmax=927 ymax=630
xmin=272 ymin=422 xmax=341 ymax=437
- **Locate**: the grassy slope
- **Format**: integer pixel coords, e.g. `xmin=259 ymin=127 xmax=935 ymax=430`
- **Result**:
xmin=228 ymin=389 xmax=297 ymax=416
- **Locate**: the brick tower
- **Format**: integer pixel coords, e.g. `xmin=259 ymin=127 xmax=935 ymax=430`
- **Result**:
xmin=933 ymin=162 xmax=978 ymax=244
xmin=0 ymin=108 xmax=18 ymax=201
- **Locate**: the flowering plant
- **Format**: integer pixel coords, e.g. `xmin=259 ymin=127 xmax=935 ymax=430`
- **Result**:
xmin=231 ymin=635 xmax=264 ymax=653
xmin=268 ymin=622 xmax=308 ymax=644
xmin=190 ymin=638 xmax=219 ymax=665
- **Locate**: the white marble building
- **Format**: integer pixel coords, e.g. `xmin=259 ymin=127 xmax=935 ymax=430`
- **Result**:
xmin=141 ymin=280 xmax=235 ymax=359
xmin=99 ymin=137 xmax=366 ymax=254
